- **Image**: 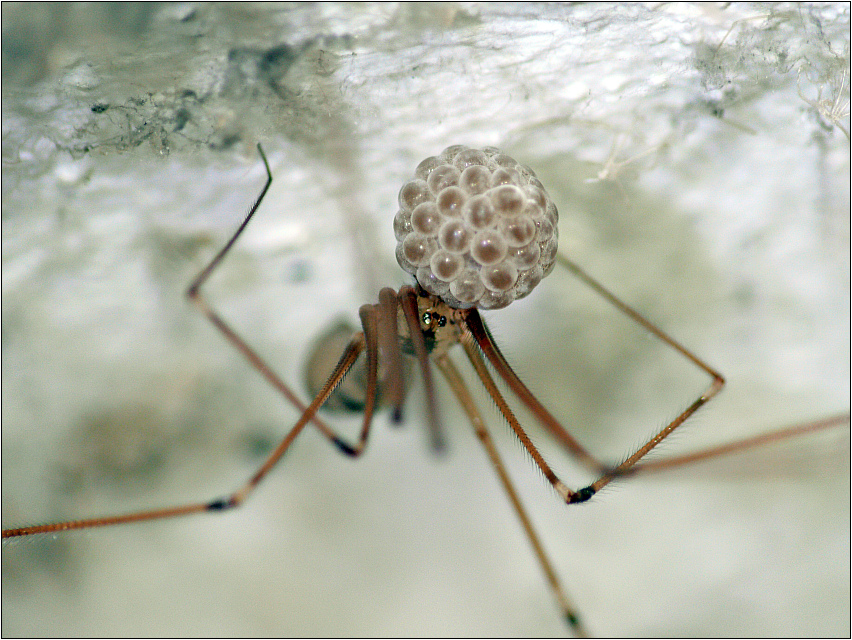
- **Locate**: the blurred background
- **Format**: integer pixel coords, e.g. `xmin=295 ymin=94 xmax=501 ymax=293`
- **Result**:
xmin=2 ymin=3 xmax=849 ymax=636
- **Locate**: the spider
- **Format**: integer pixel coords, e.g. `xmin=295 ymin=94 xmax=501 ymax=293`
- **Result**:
xmin=2 ymin=144 xmax=846 ymax=636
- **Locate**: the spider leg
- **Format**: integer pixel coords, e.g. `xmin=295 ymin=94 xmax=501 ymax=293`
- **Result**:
xmin=459 ymin=327 xmax=579 ymax=503
xmin=436 ymin=352 xmax=588 ymax=637
xmin=550 ymin=252 xmax=728 ymax=496
xmin=186 ymin=144 xmax=345 ymax=444
xmin=3 ymin=147 xmax=389 ymax=537
xmin=1 ymin=332 xmax=367 ymax=538
xmin=400 ymin=285 xmax=446 ymax=451
xmin=463 ymin=310 xmax=606 ymax=474
xmin=327 ymin=303 xmax=381 ymax=457
xmin=377 ymin=288 xmax=406 ymax=422
xmin=627 ymin=413 xmax=849 ymax=475
xmin=463 ymin=250 xmax=729 ymax=503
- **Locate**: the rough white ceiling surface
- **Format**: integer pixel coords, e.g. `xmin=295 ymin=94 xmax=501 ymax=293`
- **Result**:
xmin=2 ymin=3 xmax=848 ymax=637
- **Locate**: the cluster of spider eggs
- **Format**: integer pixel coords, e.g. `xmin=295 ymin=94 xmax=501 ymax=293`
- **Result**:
xmin=394 ymin=145 xmax=558 ymax=310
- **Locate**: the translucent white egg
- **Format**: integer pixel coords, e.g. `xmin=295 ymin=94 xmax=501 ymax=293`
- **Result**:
xmin=394 ymin=146 xmax=558 ymax=309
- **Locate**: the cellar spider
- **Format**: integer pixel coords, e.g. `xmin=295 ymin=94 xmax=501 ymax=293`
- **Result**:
xmin=2 ymin=144 xmax=847 ymax=636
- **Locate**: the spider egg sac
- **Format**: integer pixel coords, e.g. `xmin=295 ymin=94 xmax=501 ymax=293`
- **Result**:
xmin=395 ymin=145 xmax=559 ymax=310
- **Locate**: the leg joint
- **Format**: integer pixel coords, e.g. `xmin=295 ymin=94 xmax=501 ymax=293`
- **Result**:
xmin=206 ymin=497 xmax=237 ymax=511
xmin=568 ymin=485 xmax=596 ymax=504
